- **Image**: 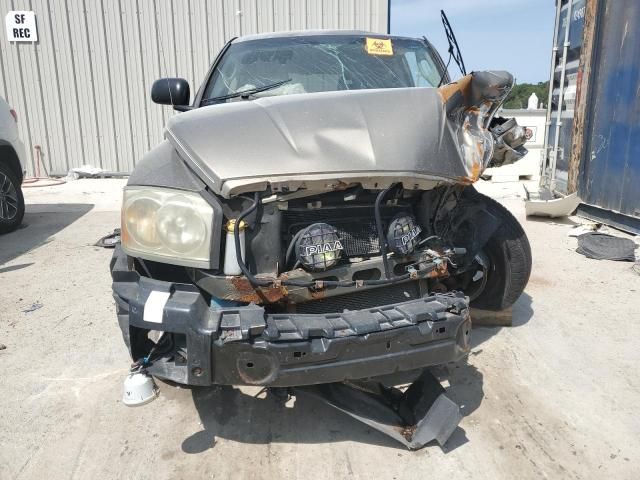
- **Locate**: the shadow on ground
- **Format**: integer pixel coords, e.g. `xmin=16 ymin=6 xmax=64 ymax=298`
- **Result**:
xmin=0 ymin=203 xmax=93 ymax=265
xmin=182 ymin=375 xmax=477 ymax=454
xmin=182 ymin=385 xmax=406 ymax=452
xmin=525 ymin=215 xmax=581 ymax=227
xmin=470 ymin=291 xmax=534 ymax=349
xmin=434 ymin=292 xmax=533 ymax=433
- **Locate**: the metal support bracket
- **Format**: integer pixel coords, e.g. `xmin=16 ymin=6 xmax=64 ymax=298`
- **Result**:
xmin=293 ymin=369 xmax=462 ymax=450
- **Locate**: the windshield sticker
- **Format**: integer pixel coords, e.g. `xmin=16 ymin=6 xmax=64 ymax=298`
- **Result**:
xmin=365 ymin=38 xmax=393 ymax=56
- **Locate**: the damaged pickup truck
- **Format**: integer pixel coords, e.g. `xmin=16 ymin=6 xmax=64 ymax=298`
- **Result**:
xmin=112 ymin=30 xmax=530 ymax=448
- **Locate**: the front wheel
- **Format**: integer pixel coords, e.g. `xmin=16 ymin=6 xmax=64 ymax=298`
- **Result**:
xmin=0 ymin=163 xmax=25 ymax=234
xmin=468 ymin=193 xmax=532 ymax=310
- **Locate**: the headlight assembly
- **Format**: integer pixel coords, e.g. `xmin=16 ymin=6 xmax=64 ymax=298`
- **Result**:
xmin=121 ymin=187 xmax=214 ymax=268
xmin=458 ymin=107 xmax=495 ymax=178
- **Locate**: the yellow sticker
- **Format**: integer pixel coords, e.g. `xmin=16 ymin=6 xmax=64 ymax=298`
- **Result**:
xmin=365 ymin=37 xmax=393 ymax=56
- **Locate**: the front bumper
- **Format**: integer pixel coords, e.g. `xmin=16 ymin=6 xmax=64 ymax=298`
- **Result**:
xmin=111 ymin=246 xmax=471 ymax=387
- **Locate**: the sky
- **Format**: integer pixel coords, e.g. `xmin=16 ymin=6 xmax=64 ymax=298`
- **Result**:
xmin=390 ymin=0 xmax=556 ymax=84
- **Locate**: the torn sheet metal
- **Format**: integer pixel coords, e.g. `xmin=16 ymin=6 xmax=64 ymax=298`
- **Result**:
xmin=165 ymin=71 xmax=520 ymax=198
xmin=294 ymin=369 xmax=461 ymax=450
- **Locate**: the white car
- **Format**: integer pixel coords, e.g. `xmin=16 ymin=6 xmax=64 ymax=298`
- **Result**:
xmin=0 ymin=97 xmax=27 ymax=233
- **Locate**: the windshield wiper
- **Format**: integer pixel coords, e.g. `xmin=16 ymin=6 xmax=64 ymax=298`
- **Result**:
xmin=202 ymin=79 xmax=292 ymax=105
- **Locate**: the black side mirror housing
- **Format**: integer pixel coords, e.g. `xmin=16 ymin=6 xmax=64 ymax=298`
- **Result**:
xmin=151 ymin=78 xmax=190 ymax=107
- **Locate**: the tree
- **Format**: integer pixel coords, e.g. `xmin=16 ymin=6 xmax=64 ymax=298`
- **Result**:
xmin=503 ymin=81 xmax=549 ymax=109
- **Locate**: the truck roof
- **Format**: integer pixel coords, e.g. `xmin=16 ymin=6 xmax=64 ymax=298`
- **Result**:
xmin=233 ymin=30 xmax=417 ymax=43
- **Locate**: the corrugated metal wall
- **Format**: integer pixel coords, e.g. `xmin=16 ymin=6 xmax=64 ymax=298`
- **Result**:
xmin=0 ymin=0 xmax=389 ymax=175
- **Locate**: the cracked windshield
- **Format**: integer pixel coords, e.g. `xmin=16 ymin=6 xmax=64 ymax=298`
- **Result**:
xmin=203 ymin=35 xmax=444 ymax=102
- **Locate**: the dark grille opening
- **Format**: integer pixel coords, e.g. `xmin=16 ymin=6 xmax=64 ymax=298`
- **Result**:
xmin=283 ymin=205 xmax=410 ymax=258
xmin=337 ymin=220 xmax=380 ymax=256
xmin=134 ymin=258 xmax=191 ymax=283
xmin=294 ymin=281 xmax=421 ymax=314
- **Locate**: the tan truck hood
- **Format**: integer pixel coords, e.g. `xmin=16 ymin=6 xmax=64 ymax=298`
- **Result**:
xmin=165 ymin=72 xmax=517 ymax=198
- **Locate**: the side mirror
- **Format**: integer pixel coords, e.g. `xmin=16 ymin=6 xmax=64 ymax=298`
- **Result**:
xmin=151 ymin=78 xmax=190 ymax=107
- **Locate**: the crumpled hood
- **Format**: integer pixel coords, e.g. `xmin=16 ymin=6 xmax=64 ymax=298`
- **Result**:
xmin=165 ymin=72 xmax=516 ymax=198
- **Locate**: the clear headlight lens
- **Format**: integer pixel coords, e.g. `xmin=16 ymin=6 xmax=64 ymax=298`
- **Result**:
xmin=121 ymin=187 xmax=214 ymax=267
xmin=156 ymin=196 xmax=208 ymax=254
xmin=459 ymin=108 xmax=495 ymax=179
xmin=125 ymin=197 xmax=162 ymax=248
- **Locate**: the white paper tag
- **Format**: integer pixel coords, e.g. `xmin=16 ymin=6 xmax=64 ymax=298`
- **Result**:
xmin=143 ymin=291 xmax=171 ymax=324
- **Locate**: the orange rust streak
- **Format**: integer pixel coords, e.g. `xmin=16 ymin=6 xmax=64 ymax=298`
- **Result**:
xmin=230 ymin=276 xmax=288 ymax=304
xmin=428 ymin=262 xmax=449 ymax=278
xmin=470 ymin=159 xmax=482 ymax=182
xmin=227 ymin=262 xmax=448 ymax=304
xmin=309 ymin=288 xmax=327 ymax=300
xmin=437 ymin=74 xmax=472 ymax=103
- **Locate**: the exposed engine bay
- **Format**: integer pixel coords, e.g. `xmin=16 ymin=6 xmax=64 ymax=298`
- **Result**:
xmin=187 ymin=184 xmax=490 ymax=314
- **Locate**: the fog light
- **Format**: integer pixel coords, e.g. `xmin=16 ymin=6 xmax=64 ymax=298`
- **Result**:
xmin=123 ymin=371 xmax=158 ymax=407
xmin=386 ymin=214 xmax=422 ymax=255
xmin=296 ymin=223 xmax=343 ymax=271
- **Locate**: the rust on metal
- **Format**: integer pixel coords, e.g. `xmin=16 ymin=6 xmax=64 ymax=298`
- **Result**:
xmin=437 ymin=74 xmax=472 ymax=104
xmin=567 ymin=0 xmax=599 ymax=193
xmin=307 ymin=279 xmax=332 ymax=299
xmin=333 ymin=180 xmax=353 ymax=191
xmin=427 ymin=262 xmax=448 ymax=278
xmin=309 ymin=287 xmax=327 ymax=300
xmin=469 ymin=160 xmax=482 ymax=182
xmin=400 ymin=424 xmax=418 ymax=441
xmin=218 ymin=257 xmax=448 ymax=304
xmin=230 ymin=275 xmax=289 ymax=304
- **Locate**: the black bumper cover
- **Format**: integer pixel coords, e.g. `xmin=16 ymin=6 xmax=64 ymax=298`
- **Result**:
xmin=111 ymin=246 xmax=471 ymax=387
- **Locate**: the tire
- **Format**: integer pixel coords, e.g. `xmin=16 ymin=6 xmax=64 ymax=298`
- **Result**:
xmin=466 ymin=190 xmax=532 ymax=311
xmin=0 ymin=162 xmax=25 ymax=234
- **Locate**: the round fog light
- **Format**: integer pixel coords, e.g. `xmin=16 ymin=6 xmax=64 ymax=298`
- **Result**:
xmin=296 ymin=223 xmax=344 ymax=271
xmin=122 ymin=371 xmax=158 ymax=407
xmin=386 ymin=214 xmax=422 ymax=255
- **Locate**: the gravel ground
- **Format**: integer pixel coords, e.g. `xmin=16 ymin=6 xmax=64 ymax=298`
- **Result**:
xmin=0 ymin=179 xmax=638 ymax=480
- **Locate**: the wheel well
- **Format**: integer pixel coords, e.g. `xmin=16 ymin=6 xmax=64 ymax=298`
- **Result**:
xmin=0 ymin=144 xmax=23 ymax=183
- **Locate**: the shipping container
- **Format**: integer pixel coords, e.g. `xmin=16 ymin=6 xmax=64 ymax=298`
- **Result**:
xmin=544 ymin=0 xmax=640 ymax=233
xmin=576 ymin=0 xmax=640 ymax=232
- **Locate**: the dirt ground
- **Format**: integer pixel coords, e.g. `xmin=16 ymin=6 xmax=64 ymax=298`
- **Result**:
xmin=1 ymin=179 xmax=639 ymax=480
